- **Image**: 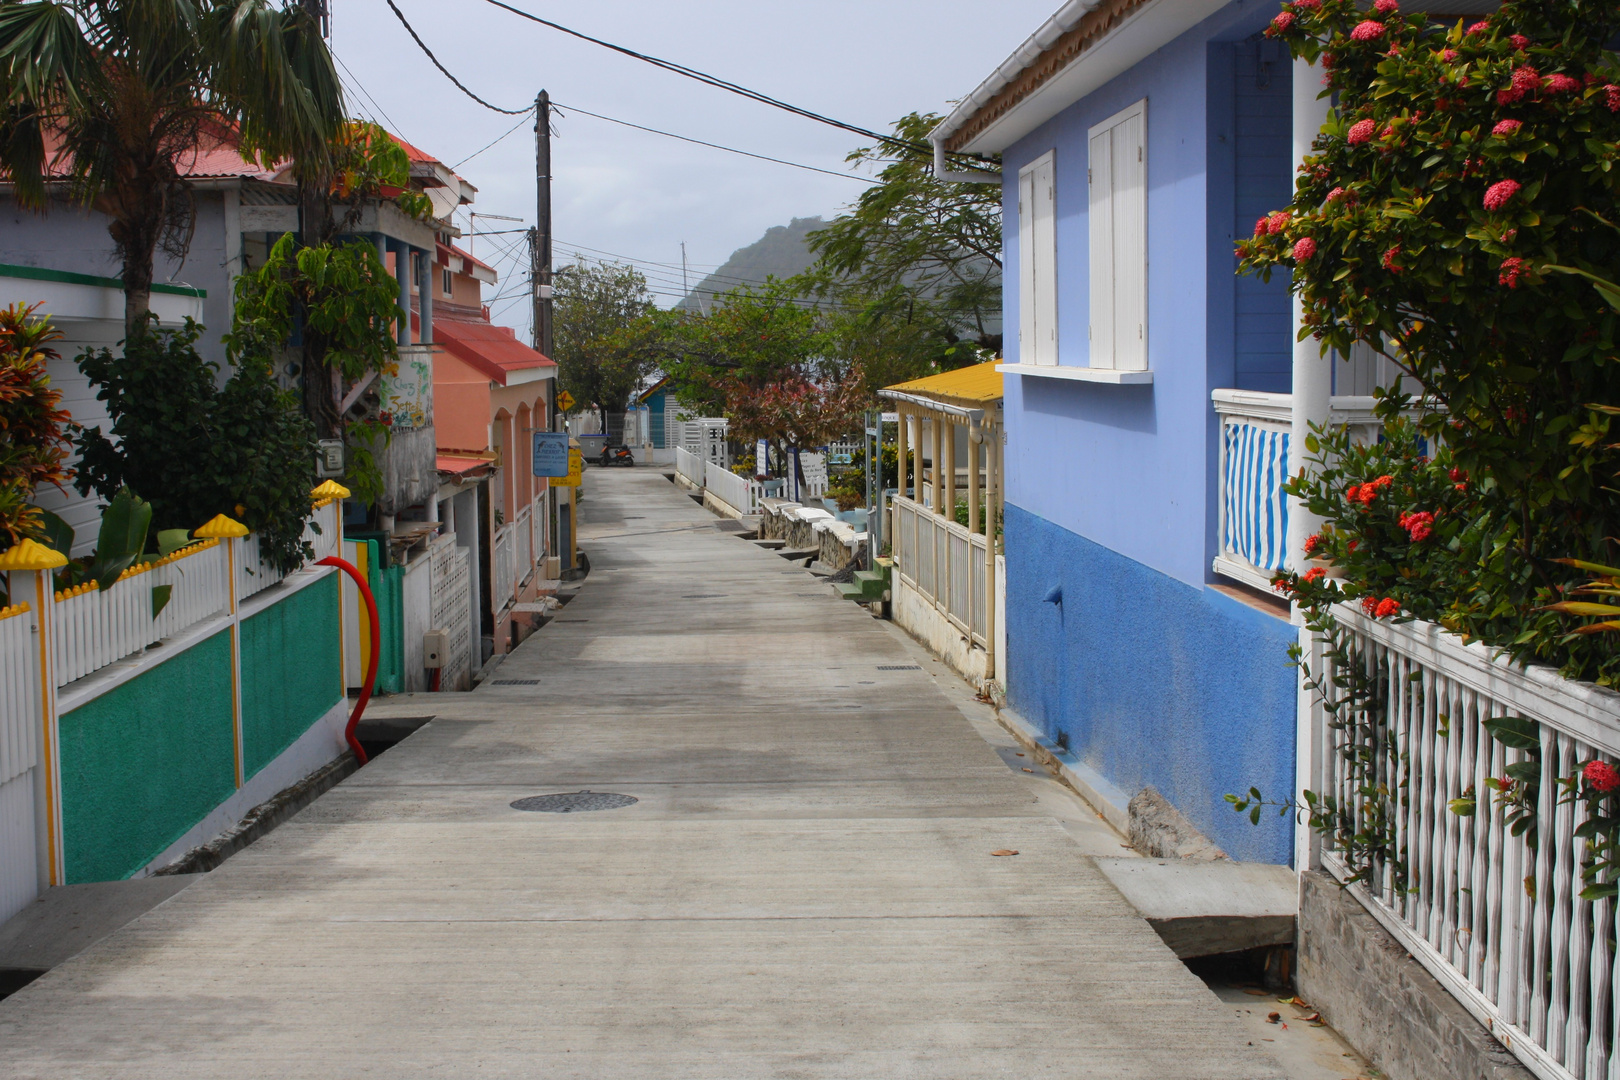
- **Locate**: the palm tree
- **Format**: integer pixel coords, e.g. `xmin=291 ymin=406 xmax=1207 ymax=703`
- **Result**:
xmin=0 ymin=0 xmax=344 ymax=339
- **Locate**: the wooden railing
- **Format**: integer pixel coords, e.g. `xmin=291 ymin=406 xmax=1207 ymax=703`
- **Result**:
xmin=1211 ymin=389 xmax=1391 ymax=591
xmin=891 ymin=494 xmax=988 ymax=646
xmin=1313 ymin=608 xmax=1620 ymax=1080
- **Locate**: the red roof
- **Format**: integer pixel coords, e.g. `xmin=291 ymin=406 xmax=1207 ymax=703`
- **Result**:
xmin=440 ymin=241 xmax=496 ymax=278
xmin=437 ymin=454 xmax=495 ymax=479
xmin=433 ymin=314 xmax=554 ymax=386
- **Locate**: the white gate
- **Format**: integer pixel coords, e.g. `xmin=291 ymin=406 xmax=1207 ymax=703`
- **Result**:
xmin=429 ymin=536 xmax=472 ymax=691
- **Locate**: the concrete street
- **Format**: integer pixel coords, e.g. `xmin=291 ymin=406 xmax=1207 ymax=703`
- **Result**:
xmin=0 ymin=468 xmax=1285 ymax=1078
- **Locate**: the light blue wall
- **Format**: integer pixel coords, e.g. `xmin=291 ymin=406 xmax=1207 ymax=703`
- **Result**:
xmin=1005 ymin=505 xmax=1297 ymax=864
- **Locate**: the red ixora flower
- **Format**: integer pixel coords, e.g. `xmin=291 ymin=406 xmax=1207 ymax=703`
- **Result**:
xmin=1585 ymin=760 xmax=1620 ymax=793
xmin=1607 ymin=85 xmax=1620 ymax=112
xmin=1267 ymin=11 xmax=1294 ymax=35
xmin=1375 ymin=598 xmax=1401 ymax=618
xmin=1325 ymin=186 xmax=1347 ymax=203
xmin=1440 ymin=48 xmax=1459 ymax=62
xmin=1398 ymin=511 xmax=1435 ymax=542
xmin=1254 ymin=216 xmax=1271 ymax=237
xmin=1347 ymin=118 xmax=1378 ymax=144
xmin=1492 ymin=119 xmax=1522 ymax=136
xmin=1373 ymin=0 xmax=1398 ymax=10
xmin=1267 ymin=210 xmax=1291 ymax=234
xmin=1509 ymin=34 xmax=1530 ymax=50
xmin=1512 ymin=65 xmax=1543 ymax=94
xmin=1350 ymin=20 xmax=1386 ymax=41
xmin=1546 ymin=73 xmax=1580 ymax=94
xmin=1499 ymin=256 xmax=1527 ymax=288
xmin=1466 ymin=20 xmax=1490 ymax=34
xmin=1483 ymin=179 xmax=1522 ymax=211
xmin=1293 ymin=0 xmax=1321 ymax=8
xmin=1293 ymin=237 xmax=1318 ymax=261
xmin=1303 ymin=567 xmax=1327 ymax=583
xmin=1360 ymin=595 xmax=1379 ymax=615
xmin=1382 ymin=245 xmax=1403 ymax=272
xmin=1303 ymin=533 xmax=1322 ymax=555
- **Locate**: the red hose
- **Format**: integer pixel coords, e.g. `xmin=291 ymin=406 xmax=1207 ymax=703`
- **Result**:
xmin=318 ymin=556 xmax=378 ymax=765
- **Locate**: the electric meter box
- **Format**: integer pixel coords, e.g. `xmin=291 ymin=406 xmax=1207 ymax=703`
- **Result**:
xmin=423 ymin=629 xmax=449 ymax=670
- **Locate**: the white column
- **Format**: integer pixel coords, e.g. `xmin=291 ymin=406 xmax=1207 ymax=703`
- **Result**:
xmin=1288 ymin=54 xmax=1334 ymax=576
xmin=1291 ymin=55 xmax=1333 ymax=874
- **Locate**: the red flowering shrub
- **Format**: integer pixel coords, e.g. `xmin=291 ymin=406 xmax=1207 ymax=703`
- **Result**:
xmin=0 ymin=304 xmax=74 ymax=551
xmin=1374 ymin=598 xmax=1402 ymax=617
xmin=1239 ymin=0 xmax=1620 ymax=685
xmin=1268 ymin=11 xmax=1295 ymax=35
xmin=1293 ymin=237 xmax=1318 ymax=260
xmin=1585 ymin=760 xmax=1620 ymax=793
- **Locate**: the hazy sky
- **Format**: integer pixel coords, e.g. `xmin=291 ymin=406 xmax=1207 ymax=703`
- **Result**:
xmin=330 ymin=0 xmax=1055 ymax=333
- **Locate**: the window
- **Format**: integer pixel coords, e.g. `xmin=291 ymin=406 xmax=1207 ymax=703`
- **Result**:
xmin=1087 ymin=99 xmax=1147 ymax=371
xmin=1018 ymin=151 xmax=1058 ymax=366
xmin=443 ymin=266 xmax=453 ymax=298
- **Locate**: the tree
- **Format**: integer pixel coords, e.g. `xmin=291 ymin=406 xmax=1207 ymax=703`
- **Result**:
xmin=1245 ymin=0 xmax=1620 ymax=684
xmin=0 ymin=303 xmax=73 ymax=550
xmin=657 ymin=277 xmax=825 ymax=415
xmin=553 ymin=260 xmax=660 ymax=432
xmin=0 ymin=0 xmax=344 ymax=338
xmin=720 ymin=370 xmax=865 ymax=482
xmin=799 ymin=112 xmax=1002 ymax=363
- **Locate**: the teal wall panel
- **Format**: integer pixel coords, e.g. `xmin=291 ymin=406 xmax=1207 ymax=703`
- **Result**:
xmin=241 ymin=573 xmax=342 ymax=779
xmin=58 ymin=631 xmax=235 ymax=883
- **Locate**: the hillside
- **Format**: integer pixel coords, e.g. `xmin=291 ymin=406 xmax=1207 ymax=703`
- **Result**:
xmin=676 ymin=216 xmax=824 ymax=312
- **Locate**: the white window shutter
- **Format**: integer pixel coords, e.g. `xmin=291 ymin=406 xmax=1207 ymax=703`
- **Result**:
xmin=1018 ymin=152 xmax=1058 ymax=366
xmin=1112 ymin=109 xmax=1147 ymax=371
xmin=1087 ymin=128 xmax=1115 ymax=369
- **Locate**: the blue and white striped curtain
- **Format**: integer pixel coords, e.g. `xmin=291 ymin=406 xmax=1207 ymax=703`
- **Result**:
xmin=1223 ymin=423 xmax=1290 ymax=572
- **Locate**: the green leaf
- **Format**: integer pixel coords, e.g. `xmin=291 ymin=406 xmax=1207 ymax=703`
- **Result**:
xmin=155 ymin=529 xmax=191 ymax=558
xmin=88 ymin=488 xmax=152 ymax=591
xmin=1484 ymin=715 xmax=1541 ymax=751
xmin=32 ymin=507 xmax=74 ymax=557
xmin=150 ymin=584 xmax=172 ymax=618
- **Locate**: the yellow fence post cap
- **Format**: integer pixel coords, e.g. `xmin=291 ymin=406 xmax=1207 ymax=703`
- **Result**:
xmin=195 ymin=514 xmax=250 ymax=539
xmin=311 ymin=480 xmax=351 ymax=500
xmin=0 ymin=538 xmax=69 ymax=571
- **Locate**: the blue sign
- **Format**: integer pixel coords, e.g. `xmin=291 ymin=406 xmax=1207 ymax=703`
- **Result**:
xmin=533 ymin=431 xmax=570 ymax=477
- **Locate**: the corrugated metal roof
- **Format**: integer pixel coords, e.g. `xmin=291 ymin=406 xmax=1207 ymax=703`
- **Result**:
xmin=885 ymin=361 xmax=1003 ymax=406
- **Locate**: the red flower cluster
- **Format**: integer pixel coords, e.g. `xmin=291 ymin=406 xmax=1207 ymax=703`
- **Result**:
xmin=1373 ymin=0 xmax=1398 ymax=12
xmin=1398 ymin=510 xmax=1435 ymax=541
xmin=1303 ymin=532 xmax=1322 ymax=555
xmin=1347 ymin=118 xmax=1378 ymax=144
xmin=1467 ymin=20 xmax=1490 ymax=35
xmin=1547 ymin=73 xmax=1580 ymax=94
xmin=1607 ymin=84 xmax=1620 ymax=112
xmin=1360 ymin=596 xmax=1401 ymax=617
xmin=1382 ymin=245 xmax=1402 ymax=272
xmin=1448 ymin=466 xmax=1468 ymax=492
xmin=1268 ymin=11 xmax=1294 ymax=35
xmin=1509 ymin=34 xmax=1530 ymax=50
xmin=1303 ymin=567 xmax=1327 ymax=584
xmin=1513 ymin=65 xmax=1543 ymax=93
xmin=1267 ymin=210 xmax=1290 ymax=233
xmin=1293 ymin=0 xmax=1321 ymax=8
xmin=1499 ymin=256 xmax=1527 ymax=288
xmin=1440 ymin=48 xmax=1459 ymax=62
xmin=1254 ymin=216 xmax=1271 ymax=237
xmin=1585 ymin=760 xmax=1620 ymax=794
xmin=1492 ymin=119 xmax=1522 ymax=136
xmin=1483 ymin=179 xmax=1521 ymax=211
xmin=1293 ymin=237 xmax=1318 ymax=261
xmin=1325 ymin=186 xmax=1347 ymax=204
xmin=1350 ymin=20 xmax=1385 ymax=42
xmin=1346 ymin=475 xmax=1393 ymax=506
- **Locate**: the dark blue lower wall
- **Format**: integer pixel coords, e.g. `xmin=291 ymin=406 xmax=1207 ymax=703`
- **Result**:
xmin=1004 ymin=503 xmax=1297 ymax=864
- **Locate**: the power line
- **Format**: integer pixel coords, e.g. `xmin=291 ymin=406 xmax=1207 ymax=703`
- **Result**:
xmin=332 ymin=51 xmax=407 ymax=139
xmin=477 ymin=0 xmax=976 ymax=161
xmin=553 ymin=101 xmax=873 ymax=184
xmin=381 ymin=0 xmax=531 ymax=115
xmin=451 ymin=111 xmax=537 ymax=169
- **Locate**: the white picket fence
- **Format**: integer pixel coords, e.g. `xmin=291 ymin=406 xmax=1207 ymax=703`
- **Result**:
xmin=239 ymin=500 xmax=342 ymax=600
xmin=493 ymin=523 xmax=516 ymax=612
xmin=514 ymin=506 xmax=532 ymax=587
xmin=891 ymin=494 xmax=989 ymax=646
xmin=704 ymin=460 xmax=763 ymax=515
xmin=675 ymin=446 xmax=705 ymax=487
xmin=1315 ymin=608 xmax=1620 ymax=1080
xmin=0 ymin=601 xmax=37 ymax=923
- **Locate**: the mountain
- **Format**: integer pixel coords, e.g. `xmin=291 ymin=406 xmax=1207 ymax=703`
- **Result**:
xmin=676 ymin=216 xmax=824 ymax=312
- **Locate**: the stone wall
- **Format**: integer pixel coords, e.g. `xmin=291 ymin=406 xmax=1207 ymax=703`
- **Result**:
xmin=757 ymin=501 xmax=866 ymax=571
xmin=1296 ymin=870 xmax=1533 ymax=1080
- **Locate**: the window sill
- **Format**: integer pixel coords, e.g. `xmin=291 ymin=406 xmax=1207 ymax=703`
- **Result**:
xmin=995 ymin=363 xmax=1153 ymax=385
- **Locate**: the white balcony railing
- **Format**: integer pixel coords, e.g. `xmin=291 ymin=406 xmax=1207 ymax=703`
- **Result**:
xmin=514 ymin=506 xmax=532 ymax=585
xmin=1211 ymin=390 xmax=1390 ymax=591
xmin=892 ymin=494 xmax=989 ymax=646
xmin=1314 ymin=608 xmax=1620 ymax=1080
xmin=493 ymin=523 xmax=516 ymax=611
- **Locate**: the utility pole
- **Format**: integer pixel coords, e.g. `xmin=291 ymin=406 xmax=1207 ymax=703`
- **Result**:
xmin=535 ymin=91 xmax=554 ymax=362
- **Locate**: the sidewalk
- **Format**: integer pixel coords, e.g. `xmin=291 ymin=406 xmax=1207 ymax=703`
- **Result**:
xmin=0 ymin=467 xmax=1282 ymax=1079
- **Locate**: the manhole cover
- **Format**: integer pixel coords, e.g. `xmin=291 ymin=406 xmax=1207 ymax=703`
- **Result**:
xmin=877 ymin=664 xmax=922 ymax=671
xmin=511 ymin=791 xmax=638 ymax=813
xmin=493 ymin=679 xmax=540 ymax=686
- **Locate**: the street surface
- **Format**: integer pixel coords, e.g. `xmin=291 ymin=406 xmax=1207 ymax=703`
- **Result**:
xmin=0 ymin=468 xmax=1285 ymax=1079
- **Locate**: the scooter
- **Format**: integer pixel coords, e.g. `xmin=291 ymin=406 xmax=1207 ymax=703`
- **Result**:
xmin=599 ymin=444 xmax=636 ymax=467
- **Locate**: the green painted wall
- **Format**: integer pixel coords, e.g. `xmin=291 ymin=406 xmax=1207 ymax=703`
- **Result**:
xmin=376 ymin=562 xmax=405 ymax=694
xmin=241 ymin=572 xmax=342 ymax=779
xmin=59 ymin=631 xmax=235 ymax=883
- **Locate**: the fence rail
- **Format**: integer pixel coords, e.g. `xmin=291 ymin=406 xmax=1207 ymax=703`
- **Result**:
xmin=891 ymin=494 xmax=987 ymax=645
xmin=1211 ymin=390 xmax=1399 ymax=591
xmin=514 ymin=507 xmax=532 ymax=587
xmin=239 ymin=499 xmax=341 ymax=600
xmin=493 ymin=524 xmax=515 ymax=611
xmin=1316 ymin=608 xmax=1620 ymax=1080
xmin=0 ymin=603 xmax=36 ymax=790
xmin=704 ymin=460 xmax=762 ymax=515
xmin=675 ymin=446 xmax=705 ymax=487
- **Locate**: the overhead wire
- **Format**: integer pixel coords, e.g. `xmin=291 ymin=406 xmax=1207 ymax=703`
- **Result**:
xmin=451 ymin=110 xmax=537 ymax=169
xmin=380 ymin=0 xmax=531 ymax=115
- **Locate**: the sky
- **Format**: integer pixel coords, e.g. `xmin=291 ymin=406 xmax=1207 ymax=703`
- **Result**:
xmin=330 ymin=0 xmax=1056 ymax=334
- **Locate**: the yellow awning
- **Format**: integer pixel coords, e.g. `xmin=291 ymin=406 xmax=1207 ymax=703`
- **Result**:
xmin=884 ymin=361 xmax=1002 ymax=409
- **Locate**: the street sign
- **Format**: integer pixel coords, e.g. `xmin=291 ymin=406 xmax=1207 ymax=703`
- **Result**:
xmin=532 ymin=431 xmax=570 ymax=477
xmin=551 ymin=449 xmax=584 ymax=488
xmin=555 ymin=389 xmax=575 ymax=412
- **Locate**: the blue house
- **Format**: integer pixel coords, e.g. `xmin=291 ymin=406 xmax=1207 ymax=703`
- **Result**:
xmin=926 ymin=0 xmax=1393 ymax=865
